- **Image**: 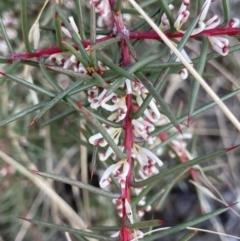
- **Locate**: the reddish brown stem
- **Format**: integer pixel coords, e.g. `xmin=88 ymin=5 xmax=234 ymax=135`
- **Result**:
xmin=129 ymin=26 xmax=240 ymax=40
xmin=109 ymin=3 xmax=134 ymax=240
xmin=6 ymin=27 xmax=240 ymax=63
xmin=120 ymin=46 xmax=133 ymax=241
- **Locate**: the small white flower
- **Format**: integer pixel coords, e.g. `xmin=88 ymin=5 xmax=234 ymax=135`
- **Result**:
xmin=191 ymin=21 xmax=206 ymax=35
xmin=111 ymin=231 xmax=120 ymax=238
xmin=175 ymin=49 xmax=192 ymax=79
xmin=61 ymin=16 xmax=79 ymax=38
xmin=99 ymin=160 xmax=130 ymax=188
xmin=99 ymin=146 xmax=114 ymax=161
xmin=136 ymin=210 xmax=144 ymax=217
xmin=136 ymin=94 xmax=161 ymax=123
xmin=89 ymin=127 xmax=122 ymax=147
xmin=205 ymin=15 xmax=220 ymax=30
xmin=68 ymin=16 xmax=79 ymax=34
xmin=178 ymin=1 xmax=189 ymax=15
xmin=209 ymin=36 xmax=229 ymax=56
xmin=171 ymin=0 xmax=190 ymax=30
xmin=161 ymin=4 xmax=174 ymax=31
xmin=101 ymin=96 xmax=127 ymax=122
xmin=91 ymin=89 xmax=115 ymax=110
xmin=91 ymin=0 xmax=113 ymax=28
xmin=136 ymin=230 xmax=144 ymax=238
xmin=199 ymin=0 xmax=212 ymax=22
xmin=229 ymin=18 xmax=240 ymax=28
xmin=174 ymin=11 xmax=190 ymax=30
xmin=125 ymin=199 xmax=134 ymax=224
xmin=133 ymin=144 xmax=163 ymax=168
xmin=168 ymin=133 xmax=192 ymax=158
xmin=145 ymin=205 xmax=152 ymax=212
xmin=28 ymin=21 xmax=40 ymax=49
xmin=125 ymin=79 xmax=132 ymax=94
xmin=132 ymin=118 xmax=154 ymax=144
xmin=123 ymin=13 xmax=131 ymax=24
xmin=132 ymin=80 xmax=148 ymax=95
xmin=154 ymin=114 xmax=170 ymax=126
xmin=179 ymin=68 xmax=188 ymax=80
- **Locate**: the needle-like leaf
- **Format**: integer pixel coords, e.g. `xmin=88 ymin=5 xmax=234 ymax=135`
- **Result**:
xmin=33 ymin=170 xmax=120 ymax=199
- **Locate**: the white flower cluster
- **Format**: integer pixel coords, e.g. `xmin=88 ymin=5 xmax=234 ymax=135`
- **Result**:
xmin=88 ymin=78 xmax=165 ymax=183
xmin=90 ymin=0 xmax=113 ymax=28
xmin=87 ymin=62 xmax=194 ymax=220
xmin=161 ymin=0 xmax=240 ymax=79
xmin=46 ymin=16 xmax=88 ymax=73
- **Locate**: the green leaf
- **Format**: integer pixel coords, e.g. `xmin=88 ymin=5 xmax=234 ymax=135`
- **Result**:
xmin=221 ymin=0 xmax=230 ymax=25
xmin=90 ymin=145 xmax=98 ymax=180
xmin=131 ymin=148 xmax=229 ymax=188
xmin=75 ymin=0 xmax=86 ymax=40
xmin=40 ymin=61 xmax=65 ymax=92
xmin=1 ymin=72 xmax=55 ymax=97
xmin=196 ymin=0 xmax=205 ymax=13
xmin=73 ymin=100 xmax=126 ymax=160
xmin=0 ymin=101 xmax=49 ymax=127
xmin=62 ymin=41 xmax=89 ymax=68
xmin=36 ymin=171 xmax=120 ymax=199
xmin=140 ymin=205 xmax=230 ymax=241
xmin=90 ymin=4 xmax=97 ymax=67
xmin=41 ymin=63 xmax=124 ymax=158
xmin=178 ymin=231 xmax=197 ymax=241
xmin=131 ymin=183 xmax=155 ymax=206
xmin=98 ymin=46 xmax=168 ymax=95
xmin=126 ymin=220 xmax=163 ymax=230
xmin=152 ymin=88 xmax=240 ymax=136
xmin=31 ymin=79 xmax=83 ymax=124
xmin=46 ymin=65 xmax=93 ymax=82
xmin=141 ymin=43 xmax=240 ymax=73
xmin=114 ymin=0 xmax=122 ymax=12
xmin=51 ymin=0 xmax=90 ymax=62
xmin=89 ymin=110 xmax=122 ymax=128
xmin=21 ymin=0 xmax=32 ymax=52
xmin=67 ymin=131 xmax=93 ymax=149
xmin=21 ymin=218 xmax=116 ymax=241
xmin=0 ymin=60 xmax=20 ymax=85
xmin=92 ymin=72 xmax=108 ymax=89
xmin=132 ymin=7 xmax=160 ymax=31
xmin=90 ymin=226 xmax=120 ymax=232
xmin=0 ymin=56 xmax=10 ymax=64
xmin=0 ymin=16 xmax=14 ymax=53
xmin=92 ymin=37 xmax=120 ymax=50
xmin=136 ymin=72 xmax=181 ymax=132
xmin=188 ymin=37 xmax=209 ymax=121
xmin=154 ymin=171 xmax=187 ymax=210
xmin=41 ymin=110 xmax=75 ymax=127
xmin=132 ymin=13 xmax=201 ymax=120
xmin=97 ymin=53 xmax=134 ymax=81
xmin=54 ymin=11 xmax=64 ymax=50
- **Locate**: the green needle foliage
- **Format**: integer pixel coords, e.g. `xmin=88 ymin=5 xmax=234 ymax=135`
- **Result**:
xmin=0 ymin=1 xmax=240 ymax=241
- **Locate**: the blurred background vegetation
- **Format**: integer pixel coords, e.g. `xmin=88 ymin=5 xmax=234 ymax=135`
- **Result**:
xmin=0 ymin=0 xmax=240 ymax=241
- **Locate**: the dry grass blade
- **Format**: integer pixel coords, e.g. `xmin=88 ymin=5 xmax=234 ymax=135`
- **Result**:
xmin=0 ymin=149 xmax=87 ymax=230
xmin=186 ymin=227 xmax=240 ymax=240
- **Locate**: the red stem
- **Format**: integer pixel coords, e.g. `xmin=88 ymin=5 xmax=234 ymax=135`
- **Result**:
xmin=120 ymin=39 xmax=133 ymax=241
xmin=109 ymin=3 xmax=134 ymax=240
xmin=7 ymin=27 xmax=240 ymax=63
xmin=121 ymin=93 xmax=133 ymax=241
xmin=129 ymin=26 xmax=240 ymax=40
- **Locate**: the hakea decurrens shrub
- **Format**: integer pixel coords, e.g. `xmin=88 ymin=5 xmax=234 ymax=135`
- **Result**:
xmin=2 ymin=0 xmax=240 ymax=240
xmin=40 ymin=0 xmax=240 ymax=239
